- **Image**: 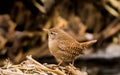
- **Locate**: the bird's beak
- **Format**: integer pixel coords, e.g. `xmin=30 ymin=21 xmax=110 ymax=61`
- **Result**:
xmin=43 ymin=28 xmax=49 ymax=32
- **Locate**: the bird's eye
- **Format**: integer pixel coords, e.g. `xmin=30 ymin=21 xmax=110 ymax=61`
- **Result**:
xmin=51 ymin=32 xmax=54 ymax=35
xmin=50 ymin=32 xmax=57 ymax=35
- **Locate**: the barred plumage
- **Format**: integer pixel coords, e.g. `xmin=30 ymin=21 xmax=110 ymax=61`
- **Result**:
xmin=44 ymin=27 xmax=97 ymax=65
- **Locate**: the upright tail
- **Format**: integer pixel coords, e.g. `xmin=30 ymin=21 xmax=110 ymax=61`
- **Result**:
xmin=79 ymin=40 xmax=97 ymax=49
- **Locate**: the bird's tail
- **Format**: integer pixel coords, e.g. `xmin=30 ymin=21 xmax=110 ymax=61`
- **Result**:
xmin=79 ymin=40 xmax=97 ymax=49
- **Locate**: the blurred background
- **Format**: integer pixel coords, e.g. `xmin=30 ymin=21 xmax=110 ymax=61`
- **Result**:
xmin=0 ymin=0 xmax=120 ymax=75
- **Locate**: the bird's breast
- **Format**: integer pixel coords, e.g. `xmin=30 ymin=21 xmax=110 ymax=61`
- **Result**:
xmin=48 ymin=40 xmax=58 ymax=54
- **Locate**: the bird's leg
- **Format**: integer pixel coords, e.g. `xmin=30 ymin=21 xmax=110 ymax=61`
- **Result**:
xmin=51 ymin=60 xmax=63 ymax=68
xmin=58 ymin=60 xmax=63 ymax=66
xmin=72 ymin=59 xmax=74 ymax=66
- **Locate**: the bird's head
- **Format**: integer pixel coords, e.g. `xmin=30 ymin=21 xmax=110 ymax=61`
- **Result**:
xmin=43 ymin=28 xmax=63 ymax=40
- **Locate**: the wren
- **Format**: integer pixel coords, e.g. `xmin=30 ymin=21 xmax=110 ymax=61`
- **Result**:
xmin=44 ymin=27 xmax=97 ymax=65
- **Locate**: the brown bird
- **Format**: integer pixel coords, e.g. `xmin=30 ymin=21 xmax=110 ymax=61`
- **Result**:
xmin=44 ymin=27 xmax=97 ymax=65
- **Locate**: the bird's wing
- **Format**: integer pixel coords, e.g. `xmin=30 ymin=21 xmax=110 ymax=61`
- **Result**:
xmin=58 ymin=40 xmax=97 ymax=54
xmin=58 ymin=40 xmax=83 ymax=54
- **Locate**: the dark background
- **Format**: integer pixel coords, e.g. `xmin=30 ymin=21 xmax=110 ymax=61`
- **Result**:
xmin=0 ymin=0 xmax=120 ymax=75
